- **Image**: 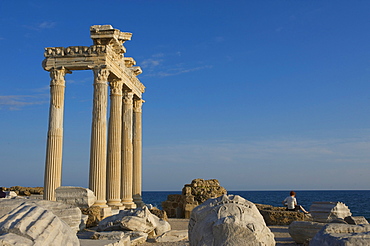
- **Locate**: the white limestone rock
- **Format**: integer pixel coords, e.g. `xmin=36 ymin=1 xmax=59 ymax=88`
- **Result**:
xmin=154 ymin=230 xmax=188 ymax=243
xmin=0 ymin=233 xmax=33 ymax=246
xmin=127 ymin=231 xmax=148 ymax=245
xmin=4 ymin=191 xmax=17 ymax=199
xmin=0 ymin=202 xmax=79 ymax=245
xmin=310 ymin=223 xmax=370 ymax=246
xmin=56 ymin=186 xmax=96 ymax=208
xmin=344 ymin=216 xmax=369 ymax=225
xmin=0 ymin=199 xmax=82 ymax=233
xmin=189 ymin=194 xmax=275 ymax=246
xmin=310 ymin=201 xmax=352 ymax=223
xmin=92 ymin=231 xmax=128 ymax=240
xmin=289 ymin=221 xmax=326 ymax=244
xmin=97 ymin=206 xmax=171 ymax=236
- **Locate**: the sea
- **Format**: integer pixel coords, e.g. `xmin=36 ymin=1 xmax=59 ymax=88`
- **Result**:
xmin=142 ymin=190 xmax=370 ymax=220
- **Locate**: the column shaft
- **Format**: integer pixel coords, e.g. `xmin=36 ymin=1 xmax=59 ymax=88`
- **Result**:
xmin=89 ymin=67 xmax=109 ymax=207
xmin=44 ymin=68 xmax=68 ymax=201
xmin=133 ymin=99 xmax=144 ymax=207
xmin=106 ymin=79 xmax=123 ymax=207
xmin=121 ymin=91 xmax=136 ymax=208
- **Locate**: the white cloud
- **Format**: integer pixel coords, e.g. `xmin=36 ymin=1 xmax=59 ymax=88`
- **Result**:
xmin=141 ymin=58 xmax=163 ymax=69
xmin=139 ymin=52 xmax=212 ymax=78
xmin=0 ymin=95 xmax=48 ymax=110
xmin=24 ymin=21 xmax=56 ymax=31
xmin=38 ymin=21 xmax=56 ymax=29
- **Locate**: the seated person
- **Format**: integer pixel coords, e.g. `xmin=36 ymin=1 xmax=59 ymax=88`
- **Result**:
xmin=282 ymin=191 xmax=309 ymax=214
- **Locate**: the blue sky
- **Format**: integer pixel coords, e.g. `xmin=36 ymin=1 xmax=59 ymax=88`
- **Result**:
xmin=0 ymin=1 xmax=369 ymax=191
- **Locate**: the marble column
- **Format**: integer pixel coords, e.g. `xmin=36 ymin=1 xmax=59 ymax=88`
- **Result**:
xmin=121 ymin=91 xmax=136 ymax=209
xmin=106 ymin=79 xmax=123 ymax=207
xmin=133 ymin=99 xmax=144 ymax=207
xmin=44 ymin=67 xmax=69 ymax=201
xmin=89 ymin=67 xmax=109 ymax=208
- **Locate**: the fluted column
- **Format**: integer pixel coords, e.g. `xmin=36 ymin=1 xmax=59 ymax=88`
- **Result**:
xmin=133 ymin=99 xmax=144 ymax=207
xmin=106 ymin=79 xmax=123 ymax=207
xmin=44 ymin=67 xmax=69 ymax=201
xmin=89 ymin=67 xmax=109 ymax=207
xmin=121 ymin=91 xmax=136 ymax=209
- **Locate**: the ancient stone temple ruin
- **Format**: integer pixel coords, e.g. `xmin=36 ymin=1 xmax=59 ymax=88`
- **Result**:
xmin=42 ymin=25 xmax=145 ymax=213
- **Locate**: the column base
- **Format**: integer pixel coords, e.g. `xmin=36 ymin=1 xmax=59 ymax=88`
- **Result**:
xmin=100 ymin=207 xmax=112 ymax=219
xmin=121 ymin=201 xmax=137 ymax=209
xmin=93 ymin=200 xmax=109 ymax=208
xmin=133 ymin=195 xmax=145 ymax=208
xmin=107 ymin=199 xmax=123 ymax=207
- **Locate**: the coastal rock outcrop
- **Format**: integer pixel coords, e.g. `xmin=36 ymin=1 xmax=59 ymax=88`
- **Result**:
xmin=2 ymin=186 xmax=44 ymax=196
xmin=188 ymin=194 xmax=275 ymax=246
xmin=0 ymin=202 xmax=79 ymax=245
xmin=256 ymin=204 xmax=309 ymax=225
xmin=162 ymin=178 xmax=227 ymax=218
xmin=310 ymin=223 xmax=370 ymax=245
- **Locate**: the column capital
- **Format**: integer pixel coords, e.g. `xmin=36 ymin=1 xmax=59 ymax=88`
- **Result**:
xmin=49 ymin=67 xmax=71 ymax=86
xmin=133 ymin=99 xmax=144 ymax=113
xmin=123 ymin=91 xmax=134 ymax=105
xmin=109 ymin=79 xmax=123 ymax=96
xmin=93 ymin=67 xmax=110 ymax=84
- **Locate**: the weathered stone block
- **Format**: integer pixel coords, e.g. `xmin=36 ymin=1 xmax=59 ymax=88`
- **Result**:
xmin=289 ymin=221 xmax=326 ymax=244
xmin=162 ymin=178 xmax=227 ymax=218
xmin=98 ymin=206 xmax=171 ymax=237
xmin=0 ymin=199 xmax=82 ymax=233
xmin=310 ymin=223 xmax=370 ymax=245
xmin=259 ymin=209 xmax=308 ymax=225
xmin=310 ymin=201 xmax=352 ymax=223
xmin=0 ymin=202 xmax=79 ymax=245
xmin=344 ymin=216 xmax=369 ymax=225
xmin=56 ymin=186 xmax=96 ymax=208
xmin=154 ymin=230 xmax=188 ymax=243
xmin=189 ymin=194 xmax=275 ymax=246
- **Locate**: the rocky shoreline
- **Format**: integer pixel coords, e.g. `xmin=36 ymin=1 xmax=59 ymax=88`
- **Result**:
xmin=1 ymin=183 xmax=370 ymax=245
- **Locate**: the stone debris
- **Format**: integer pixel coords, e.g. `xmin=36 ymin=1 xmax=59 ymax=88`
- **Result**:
xmin=0 ymin=199 xmax=82 ymax=234
xmin=80 ymin=206 xmax=102 ymax=228
xmin=98 ymin=206 xmax=171 ymax=237
xmin=310 ymin=201 xmax=352 ymax=223
xmin=2 ymin=186 xmax=44 ymax=196
xmin=310 ymin=223 xmax=370 ymax=245
xmin=289 ymin=201 xmax=370 ymax=244
xmin=153 ymin=230 xmax=188 ymax=243
xmin=162 ymin=178 xmax=227 ymax=218
xmin=0 ymin=202 xmax=79 ymax=245
xmin=256 ymin=203 xmax=309 ymax=225
xmin=4 ymin=191 xmax=17 ymax=199
xmin=344 ymin=216 xmax=369 ymax=225
xmin=189 ymin=194 xmax=275 ymax=246
xmin=289 ymin=221 xmax=327 ymax=244
xmin=56 ymin=186 xmax=96 ymax=208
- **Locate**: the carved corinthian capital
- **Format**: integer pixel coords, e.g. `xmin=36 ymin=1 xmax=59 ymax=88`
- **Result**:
xmin=109 ymin=79 xmax=123 ymax=96
xmin=133 ymin=99 xmax=144 ymax=113
xmin=93 ymin=67 xmax=110 ymax=84
xmin=123 ymin=91 xmax=134 ymax=105
xmin=49 ymin=67 xmax=70 ymax=86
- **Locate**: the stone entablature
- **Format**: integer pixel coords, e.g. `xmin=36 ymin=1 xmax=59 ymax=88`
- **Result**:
xmin=42 ymin=25 xmax=145 ymax=212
